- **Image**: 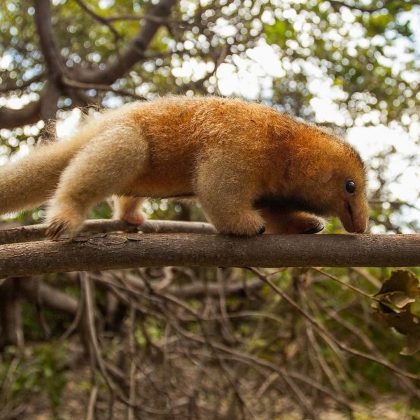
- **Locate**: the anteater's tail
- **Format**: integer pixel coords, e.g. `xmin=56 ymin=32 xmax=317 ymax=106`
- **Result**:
xmin=0 ymin=122 xmax=97 ymax=215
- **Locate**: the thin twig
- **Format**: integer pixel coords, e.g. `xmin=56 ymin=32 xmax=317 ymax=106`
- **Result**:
xmin=248 ymin=268 xmax=420 ymax=384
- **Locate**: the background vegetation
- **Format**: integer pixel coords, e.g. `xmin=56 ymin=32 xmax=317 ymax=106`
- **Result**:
xmin=0 ymin=0 xmax=419 ymax=418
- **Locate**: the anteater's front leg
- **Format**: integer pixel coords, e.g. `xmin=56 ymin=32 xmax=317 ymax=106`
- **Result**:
xmin=196 ymin=159 xmax=265 ymax=236
xmin=261 ymin=208 xmax=324 ymax=234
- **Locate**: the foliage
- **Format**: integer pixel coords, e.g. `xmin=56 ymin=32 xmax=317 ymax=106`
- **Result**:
xmin=1 ymin=1 xmax=418 ymax=123
xmin=0 ymin=343 xmax=67 ymax=417
xmin=265 ymin=0 xmax=418 ymax=123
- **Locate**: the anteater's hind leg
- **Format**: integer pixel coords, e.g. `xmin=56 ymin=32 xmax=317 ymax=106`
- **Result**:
xmin=113 ymin=196 xmax=146 ymax=225
xmin=46 ymin=126 xmax=148 ymax=238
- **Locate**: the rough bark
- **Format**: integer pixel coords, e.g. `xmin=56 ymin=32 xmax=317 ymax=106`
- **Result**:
xmin=0 ymin=233 xmax=418 ymax=277
xmin=0 ymin=100 xmax=42 ymax=129
xmin=0 ymin=219 xmax=216 ymax=244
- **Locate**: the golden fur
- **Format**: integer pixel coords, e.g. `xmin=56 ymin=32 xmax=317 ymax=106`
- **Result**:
xmin=0 ymin=96 xmax=369 ymax=237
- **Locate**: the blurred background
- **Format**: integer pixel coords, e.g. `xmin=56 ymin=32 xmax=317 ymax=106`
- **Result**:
xmin=0 ymin=0 xmax=419 ymax=418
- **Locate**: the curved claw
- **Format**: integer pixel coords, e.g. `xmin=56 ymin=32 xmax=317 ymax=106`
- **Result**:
xmin=46 ymin=220 xmax=69 ymax=240
xmin=257 ymin=225 xmax=266 ymax=235
xmin=303 ymin=221 xmax=324 ymax=234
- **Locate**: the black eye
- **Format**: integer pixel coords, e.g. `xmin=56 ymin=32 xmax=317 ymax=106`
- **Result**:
xmin=345 ymin=180 xmax=356 ymax=194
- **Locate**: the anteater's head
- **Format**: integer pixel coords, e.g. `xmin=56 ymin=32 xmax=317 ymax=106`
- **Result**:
xmin=302 ymin=130 xmax=369 ymax=233
xmin=321 ymin=144 xmax=369 ymax=233
xmin=280 ymin=126 xmax=369 ymax=233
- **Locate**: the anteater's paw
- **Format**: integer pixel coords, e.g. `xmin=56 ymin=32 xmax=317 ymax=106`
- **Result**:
xmin=46 ymin=218 xmax=83 ymax=240
xmin=217 ymin=212 xmax=266 ymax=237
xmin=262 ymin=210 xmax=325 ymax=235
xmin=257 ymin=225 xmax=266 ymax=235
xmin=302 ymin=217 xmax=325 ymax=233
xmin=113 ymin=196 xmax=146 ymax=226
xmin=288 ymin=213 xmax=324 ymax=234
xmin=121 ymin=210 xmax=147 ymax=226
xmin=45 ymin=206 xmax=84 ymax=240
xmin=302 ymin=219 xmax=324 ymax=234
xmin=46 ymin=219 xmax=71 ymax=240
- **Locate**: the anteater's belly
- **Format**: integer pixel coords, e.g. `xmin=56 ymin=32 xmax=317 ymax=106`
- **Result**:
xmin=126 ymin=156 xmax=195 ymax=198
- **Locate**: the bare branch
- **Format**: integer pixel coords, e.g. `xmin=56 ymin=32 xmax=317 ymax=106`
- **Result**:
xmin=0 ymin=99 xmax=42 ymax=129
xmin=34 ymin=0 xmax=66 ymax=121
xmin=0 ymin=219 xmax=215 ymax=244
xmin=0 ymin=233 xmax=418 ymax=277
xmin=74 ymin=0 xmax=121 ymax=41
xmin=0 ymin=279 xmax=24 ymax=349
xmin=34 ymin=0 xmax=65 ymax=79
xmin=119 ymin=271 xmax=265 ymax=299
xmin=0 ymin=79 xmax=67 ymax=129
xmin=39 ymin=81 xmax=61 ymax=122
xmin=106 ymin=14 xmax=174 ymax=24
xmin=249 ymin=267 xmax=420 ymax=383
xmin=62 ymin=77 xmax=147 ymax=101
xmin=0 ymin=0 xmax=192 ymax=128
xmin=0 ymin=73 xmax=45 ymax=94
xmin=74 ymin=0 xmax=177 ymax=84
xmin=20 ymin=277 xmax=78 ymax=314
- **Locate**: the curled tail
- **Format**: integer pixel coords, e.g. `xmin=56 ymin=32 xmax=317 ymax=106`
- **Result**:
xmin=0 ymin=129 xmax=93 ymax=215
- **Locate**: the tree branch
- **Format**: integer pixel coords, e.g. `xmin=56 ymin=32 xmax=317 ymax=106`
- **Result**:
xmin=74 ymin=0 xmax=121 ymax=41
xmin=0 ymin=219 xmax=216 ymax=244
xmin=34 ymin=0 xmax=65 ymax=80
xmin=0 ymin=0 xmax=177 ymax=128
xmin=39 ymin=81 xmax=61 ymax=122
xmin=19 ymin=277 xmax=78 ymax=314
xmin=62 ymin=77 xmax=147 ymax=101
xmin=0 ymin=233 xmax=418 ymax=277
xmin=34 ymin=0 xmax=66 ymax=121
xmin=0 ymin=278 xmax=24 ymax=348
xmin=0 ymin=73 xmax=45 ymax=94
xmin=73 ymin=0 xmax=177 ymax=84
xmin=0 ymin=80 xmax=65 ymax=129
xmin=0 ymin=99 xmax=42 ymax=129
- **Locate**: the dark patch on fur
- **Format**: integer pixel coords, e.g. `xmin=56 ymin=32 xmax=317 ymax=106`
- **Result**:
xmin=254 ymin=194 xmax=327 ymax=216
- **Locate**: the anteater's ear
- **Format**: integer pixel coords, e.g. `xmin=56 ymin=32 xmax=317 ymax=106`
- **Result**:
xmin=320 ymin=170 xmax=333 ymax=184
